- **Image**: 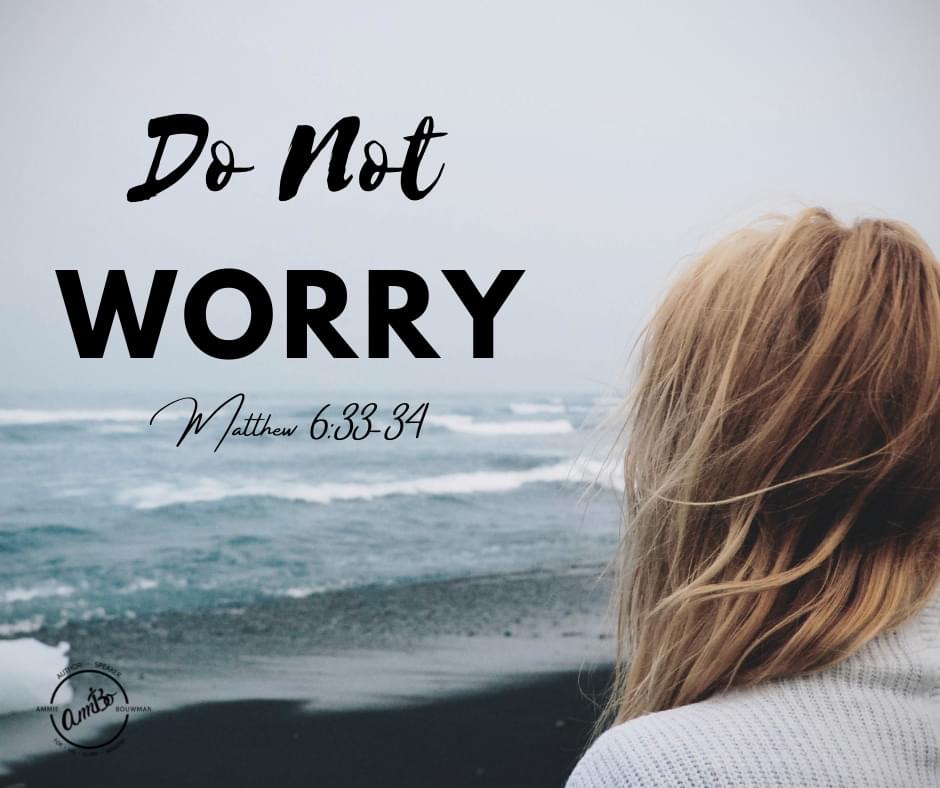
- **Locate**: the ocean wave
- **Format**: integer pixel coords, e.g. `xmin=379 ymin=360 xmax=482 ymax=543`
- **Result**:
xmin=0 ymin=524 xmax=92 ymax=553
xmin=94 ymin=424 xmax=145 ymax=434
xmin=118 ymin=578 xmax=159 ymax=594
xmin=117 ymin=458 xmax=618 ymax=510
xmin=0 ymin=615 xmax=44 ymax=637
xmin=427 ymin=414 xmax=573 ymax=435
xmin=509 ymin=402 xmax=565 ymax=415
xmin=2 ymin=583 xmax=75 ymax=604
xmin=23 ymin=523 xmax=90 ymax=538
xmin=282 ymin=586 xmax=324 ymax=599
xmin=0 ymin=408 xmax=186 ymax=426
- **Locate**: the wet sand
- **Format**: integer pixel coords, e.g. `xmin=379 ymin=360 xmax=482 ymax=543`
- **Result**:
xmin=5 ymin=668 xmax=613 ymax=788
xmin=2 ymin=566 xmax=615 ymax=786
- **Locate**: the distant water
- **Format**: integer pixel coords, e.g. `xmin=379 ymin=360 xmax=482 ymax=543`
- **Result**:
xmin=0 ymin=392 xmax=623 ymax=641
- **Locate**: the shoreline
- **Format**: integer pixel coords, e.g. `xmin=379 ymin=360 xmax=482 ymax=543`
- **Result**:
xmin=1 ymin=565 xmax=615 ymax=779
xmin=5 ymin=667 xmax=613 ymax=787
xmin=23 ymin=563 xmax=614 ymax=698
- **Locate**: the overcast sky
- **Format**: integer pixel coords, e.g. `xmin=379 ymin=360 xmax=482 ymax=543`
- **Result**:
xmin=1 ymin=0 xmax=938 ymax=396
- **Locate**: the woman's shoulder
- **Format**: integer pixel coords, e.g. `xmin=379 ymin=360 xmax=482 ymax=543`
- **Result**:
xmin=569 ymin=599 xmax=940 ymax=786
xmin=566 ymin=651 xmax=939 ymax=788
xmin=566 ymin=694 xmax=778 ymax=788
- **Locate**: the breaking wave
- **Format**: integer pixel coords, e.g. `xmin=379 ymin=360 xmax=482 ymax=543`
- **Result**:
xmin=117 ymin=458 xmax=620 ymax=510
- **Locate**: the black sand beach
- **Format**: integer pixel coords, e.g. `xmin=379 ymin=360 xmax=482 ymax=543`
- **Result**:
xmin=5 ymin=668 xmax=612 ymax=788
xmin=2 ymin=567 xmax=615 ymax=787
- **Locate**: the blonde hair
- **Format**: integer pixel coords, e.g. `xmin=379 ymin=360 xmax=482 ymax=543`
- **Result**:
xmin=607 ymin=208 xmax=940 ymax=724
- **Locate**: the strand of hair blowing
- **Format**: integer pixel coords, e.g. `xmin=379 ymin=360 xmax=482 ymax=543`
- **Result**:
xmin=606 ymin=208 xmax=940 ymax=725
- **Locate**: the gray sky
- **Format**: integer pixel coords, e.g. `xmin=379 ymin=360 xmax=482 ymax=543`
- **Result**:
xmin=1 ymin=0 xmax=938 ymax=395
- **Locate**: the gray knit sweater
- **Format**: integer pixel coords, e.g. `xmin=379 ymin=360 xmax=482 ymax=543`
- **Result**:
xmin=567 ymin=593 xmax=940 ymax=787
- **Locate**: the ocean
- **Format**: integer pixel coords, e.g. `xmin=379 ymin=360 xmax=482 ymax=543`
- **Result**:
xmin=0 ymin=392 xmax=623 ymax=708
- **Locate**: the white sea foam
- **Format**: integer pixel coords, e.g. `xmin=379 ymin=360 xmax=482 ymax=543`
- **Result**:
xmin=283 ymin=587 xmax=318 ymax=599
xmin=0 ymin=638 xmax=71 ymax=716
xmin=0 ymin=408 xmax=187 ymax=426
xmin=117 ymin=458 xmax=620 ymax=510
xmin=118 ymin=578 xmax=159 ymax=594
xmin=2 ymin=584 xmax=75 ymax=604
xmin=0 ymin=615 xmax=44 ymax=636
xmin=427 ymin=414 xmax=574 ymax=435
xmin=509 ymin=402 xmax=566 ymax=416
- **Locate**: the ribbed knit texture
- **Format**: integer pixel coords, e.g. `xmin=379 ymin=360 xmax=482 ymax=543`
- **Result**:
xmin=568 ymin=594 xmax=940 ymax=787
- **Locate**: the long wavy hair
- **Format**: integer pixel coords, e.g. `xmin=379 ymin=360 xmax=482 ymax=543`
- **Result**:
xmin=607 ymin=207 xmax=940 ymax=724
